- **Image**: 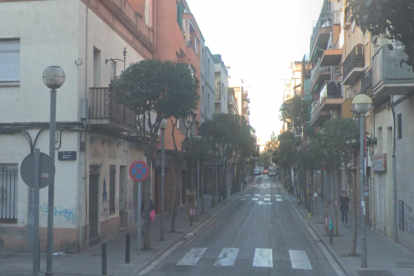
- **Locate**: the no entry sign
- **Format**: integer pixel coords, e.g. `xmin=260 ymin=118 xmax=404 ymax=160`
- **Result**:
xmin=129 ymin=161 xmax=149 ymax=182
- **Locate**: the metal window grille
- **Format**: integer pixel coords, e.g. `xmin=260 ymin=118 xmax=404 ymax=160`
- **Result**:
xmin=398 ymin=113 xmax=402 ymax=140
xmin=0 ymin=164 xmax=18 ymax=223
xmin=0 ymin=39 xmax=20 ymax=85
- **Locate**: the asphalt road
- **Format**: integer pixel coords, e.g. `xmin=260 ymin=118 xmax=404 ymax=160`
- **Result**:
xmin=142 ymin=175 xmax=339 ymax=276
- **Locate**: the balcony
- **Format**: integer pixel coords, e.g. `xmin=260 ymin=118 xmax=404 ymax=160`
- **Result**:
xmin=310 ymin=60 xmax=330 ymax=94
xmin=310 ymin=100 xmax=330 ymax=127
xmin=320 ymin=48 xmax=342 ymax=66
xmin=228 ymin=94 xmax=238 ymax=114
xmin=310 ymin=13 xmax=332 ymax=62
xmin=371 ymin=46 xmax=414 ymax=103
xmin=89 ymin=88 xmax=136 ymax=131
xmin=360 ymin=69 xmax=372 ymax=95
xmin=319 ymin=81 xmax=343 ymax=112
xmin=343 ymin=44 xmax=365 ymax=85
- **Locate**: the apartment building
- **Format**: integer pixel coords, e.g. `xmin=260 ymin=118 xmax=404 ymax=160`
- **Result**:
xmin=0 ymin=0 xmax=156 ymax=252
xmin=213 ymin=54 xmax=229 ymax=114
xmin=200 ymin=43 xmax=215 ymax=123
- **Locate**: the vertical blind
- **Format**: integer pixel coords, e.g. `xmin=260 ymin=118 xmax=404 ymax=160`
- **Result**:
xmin=0 ymin=39 xmax=20 ymax=84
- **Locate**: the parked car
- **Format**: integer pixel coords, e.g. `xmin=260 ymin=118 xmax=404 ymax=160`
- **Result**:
xmin=268 ymin=166 xmax=277 ymax=176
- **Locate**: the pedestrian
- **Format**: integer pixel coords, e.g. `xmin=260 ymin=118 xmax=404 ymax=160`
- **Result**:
xmin=141 ymin=198 xmax=155 ymax=222
xmin=340 ymin=191 xmax=349 ymax=227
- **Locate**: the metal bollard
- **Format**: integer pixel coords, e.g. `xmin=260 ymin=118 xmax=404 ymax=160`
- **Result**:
xmin=125 ymin=233 xmax=130 ymax=264
xmin=190 ymin=208 xmax=193 ymax=227
xmin=102 ymin=242 xmax=107 ymax=275
xmin=329 ymin=220 xmax=333 ymax=245
xmin=38 ymin=239 xmax=41 ymax=272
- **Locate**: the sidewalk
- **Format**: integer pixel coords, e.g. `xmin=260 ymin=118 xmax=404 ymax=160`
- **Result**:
xmin=283 ymin=185 xmax=414 ymax=276
xmin=0 ymin=192 xmax=242 ymax=276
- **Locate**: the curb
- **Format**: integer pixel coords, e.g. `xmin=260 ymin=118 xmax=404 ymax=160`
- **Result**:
xmin=134 ymin=189 xmax=243 ymax=275
xmin=280 ymin=185 xmax=351 ymax=276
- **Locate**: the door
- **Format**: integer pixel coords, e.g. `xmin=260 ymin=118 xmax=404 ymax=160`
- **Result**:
xmin=89 ymin=174 xmax=100 ymax=243
xmin=119 ymin=166 xmax=127 ymax=228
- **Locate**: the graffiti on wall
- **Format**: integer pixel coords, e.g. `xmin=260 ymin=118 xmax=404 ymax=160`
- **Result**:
xmin=40 ymin=203 xmax=76 ymax=223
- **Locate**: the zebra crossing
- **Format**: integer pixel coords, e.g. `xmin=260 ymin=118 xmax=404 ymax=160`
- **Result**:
xmin=176 ymin=247 xmax=313 ymax=270
xmin=241 ymin=194 xmax=284 ymax=202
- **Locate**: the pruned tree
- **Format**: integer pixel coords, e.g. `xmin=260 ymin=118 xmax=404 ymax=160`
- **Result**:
xmin=110 ymin=59 xmax=198 ymax=249
xmin=348 ymin=0 xmax=414 ymax=70
xmin=316 ymin=117 xmax=359 ymax=255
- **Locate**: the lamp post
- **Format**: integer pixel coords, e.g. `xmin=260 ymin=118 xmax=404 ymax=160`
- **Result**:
xmin=42 ymin=66 xmax=65 ymax=276
xmin=159 ymin=118 xmax=168 ymax=241
xmin=352 ymin=94 xmax=372 ymax=268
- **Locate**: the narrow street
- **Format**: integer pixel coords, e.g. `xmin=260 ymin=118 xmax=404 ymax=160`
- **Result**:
xmin=141 ymin=175 xmax=338 ymax=276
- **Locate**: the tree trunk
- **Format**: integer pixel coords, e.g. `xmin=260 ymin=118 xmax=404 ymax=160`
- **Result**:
xmin=201 ymin=165 xmax=205 ymax=213
xmin=171 ymin=168 xmax=180 ymax=232
xmin=345 ymin=167 xmax=357 ymax=256
xmin=143 ymin=171 xmax=151 ymax=250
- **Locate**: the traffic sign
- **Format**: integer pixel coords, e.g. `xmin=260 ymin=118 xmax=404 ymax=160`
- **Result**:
xmin=20 ymin=152 xmax=55 ymax=189
xmin=129 ymin=161 xmax=149 ymax=182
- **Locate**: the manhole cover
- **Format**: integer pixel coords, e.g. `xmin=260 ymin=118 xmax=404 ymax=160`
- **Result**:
xmin=356 ymin=270 xmax=394 ymax=276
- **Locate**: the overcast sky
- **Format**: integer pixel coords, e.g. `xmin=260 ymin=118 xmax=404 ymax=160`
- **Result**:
xmin=186 ymin=0 xmax=325 ymax=141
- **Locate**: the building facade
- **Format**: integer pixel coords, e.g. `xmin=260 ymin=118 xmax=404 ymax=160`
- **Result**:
xmin=0 ymin=0 xmax=155 ymax=252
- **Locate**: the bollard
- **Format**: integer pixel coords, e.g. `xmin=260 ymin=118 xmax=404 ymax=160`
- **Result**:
xmin=190 ymin=208 xmax=193 ymax=227
xmin=329 ymin=220 xmax=333 ymax=245
xmin=308 ymin=212 xmax=311 ymax=219
xmin=102 ymin=242 xmax=107 ymax=275
xmin=38 ymin=239 xmax=41 ymax=272
xmin=125 ymin=233 xmax=130 ymax=264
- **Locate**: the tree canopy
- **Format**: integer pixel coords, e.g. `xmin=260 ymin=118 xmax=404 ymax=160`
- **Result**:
xmin=348 ymin=0 xmax=414 ymax=70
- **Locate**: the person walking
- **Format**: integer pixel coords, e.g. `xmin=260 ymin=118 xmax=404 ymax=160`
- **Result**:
xmin=340 ymin=191 xmax=350 ymax=227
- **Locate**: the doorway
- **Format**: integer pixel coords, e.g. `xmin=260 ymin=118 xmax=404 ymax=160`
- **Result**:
xmin=89 ymin=173 xmax=100 ymax=246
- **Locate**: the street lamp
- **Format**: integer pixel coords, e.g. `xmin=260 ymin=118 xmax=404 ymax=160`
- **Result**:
xmin=42 ymin=66 xmax=65 ymax=276
xmin=352 ymin=94 xmax=372 ymax=268
xmin=159 ymin=118 xmax=168 ymax=241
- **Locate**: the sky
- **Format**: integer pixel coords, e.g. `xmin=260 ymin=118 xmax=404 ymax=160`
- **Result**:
xmin=186 ymin=0 xmax=325 ymax=141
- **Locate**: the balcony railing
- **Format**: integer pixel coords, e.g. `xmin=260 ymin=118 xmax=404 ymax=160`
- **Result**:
xmin=343 ymin=44 xmax=364 ymax=85
xmin=310 ymin=13 xmax=332 ymax=54
xmin=360 ymin=69 xmax=372 ymax=95
xmin=320 ymin=81 xmax=342 ymax=102
xmin=89 ymin=87 xmax=136 ymax=128
xmin=310 ymin=59 xmax=330 ymax=93
xmin=371 ymin=46 xmax=414 ymax=100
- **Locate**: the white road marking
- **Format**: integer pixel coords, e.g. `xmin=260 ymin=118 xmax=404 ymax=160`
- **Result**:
xmin=245 ymin=194 xmax=250 ymax=196
xmin=289 ymin=250 xmax=312 ymax=270
xmin=265 ymin=194 xmax=271 ymax=196
xmin=252 ymin=198 xmax=259 ymax=201
xmin=275 ymin=195 xmax=281 ymax=197
xmin=177 ymin=248 xmax=207 ymax=266
xmin=264 ymin=198 xmax=271 ymax=201
xmin=258 ymin=202 xmax=273 ymax=205
xmin=214 ymin=248 xmax=239 ymax=266
xmin=255 ymin=194 xmax=260 ymax=196
xmin=276 ymin=198 xmax=283 ymax=201
xmin=240 ymin=198 xmax=246 ymax=201
xmin=253 ymin=248 xmax=273 ymax=267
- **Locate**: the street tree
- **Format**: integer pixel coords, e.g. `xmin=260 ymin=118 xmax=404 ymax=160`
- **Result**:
xmin=272 ymin=131 xmax=295 ymax=190
xmin=317 ymin=117 xmax=359 ymax=256
xmin=348 ymin=0 xmax=414 ymax=70
xmin=110 ymin=59 xmax=198 ymax=249
xmin=279 ymin=95 xmax=310 ymax=135
xmin=264 ymin=131 xmax=278 ymax=155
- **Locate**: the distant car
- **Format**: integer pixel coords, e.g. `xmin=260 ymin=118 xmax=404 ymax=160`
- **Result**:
xmin=263 ymin=170 xmax=268 ymax=174
xmin=268 ymin=166 xmax=277 ymax=176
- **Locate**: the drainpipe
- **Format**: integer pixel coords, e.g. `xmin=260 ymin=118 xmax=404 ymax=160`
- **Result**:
xmin=389 ymin=97 xmax=397 ymax=242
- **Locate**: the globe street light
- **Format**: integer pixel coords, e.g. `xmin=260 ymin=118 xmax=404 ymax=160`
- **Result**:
xmin=159 ymin=118 xmax=168 ymax=241
xmin=352 ymin=93 xmax=372 ymax=268
xmin=42 ymin=66 xmax=65 ymax=276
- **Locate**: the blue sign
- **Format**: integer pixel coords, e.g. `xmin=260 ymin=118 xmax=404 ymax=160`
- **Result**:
xmin=129 ymin=161 xmax=149 ymax=181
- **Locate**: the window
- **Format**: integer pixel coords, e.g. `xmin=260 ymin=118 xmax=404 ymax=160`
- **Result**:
xmin=0 ymin=39 xmax=20 ymax=86
xmin=109 ymin=165 xmax=116 ymax=214
xmin=178 ymin=118 xmax=186 ymax=133
xmin=176 ymin=1 xmax=184 ymax=28
xmin=397 ymin=113 xmax=402 ymax=139
xmin=0 ymin=164 xmax=18 ymax=223
xmin=93 ymin=47 xmax=101 ymax=87
xmin=194 ymin=37 xmax=199 ymax=54
xmin=110 ymin=61 xmax=116 ymax=81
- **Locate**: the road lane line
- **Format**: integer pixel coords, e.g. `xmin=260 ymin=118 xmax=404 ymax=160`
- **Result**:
xmin=252 ymin=198 xmax=259 ymax=201
xmin=255 ymin=194 xmax=260 ymax=196
xmin=265 ymin=194 xmax=271 ymax=196
xmin=264 ymin=198 xmax=271 ymax=201
xmin=276 ymin=198 xmax=283 ymax=201
xmin=289 ymin=250 xmax=312 ymax=270
xmin=252 ymin=248 xmax=273 ymax=267
xmin=275 ymin=195 xmax=281 ymax=197
xmin=214 ymin=248 xmax=239 ymax=266
xmin=177 ymin=248 xmax=207 ymax=266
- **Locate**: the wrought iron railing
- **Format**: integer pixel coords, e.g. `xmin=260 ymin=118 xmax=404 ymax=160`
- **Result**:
xmin=343 ymin=44 xmax=364 ymax=81
xmin=310 ymin=59 xmax=329 ymax=92
xmin=89 ymin=87 xmax=136 ymax=127
xmin=360 ymin=69 xmax=372 ymax=94
xmin=0 ymin=164 xmax=17 ymax=223
xmin=310 ymin=13 xmax=332 ymax=55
